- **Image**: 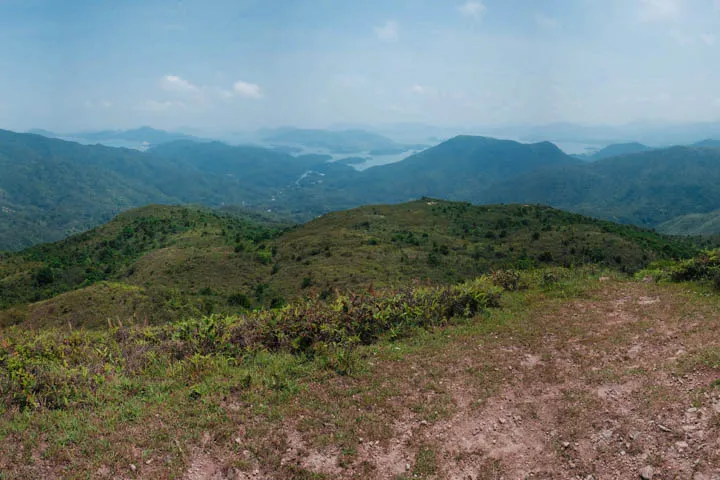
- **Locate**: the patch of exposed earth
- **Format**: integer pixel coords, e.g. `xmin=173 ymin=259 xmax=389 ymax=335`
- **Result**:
xmin=186 ymin=280 xmax=720 ymax=479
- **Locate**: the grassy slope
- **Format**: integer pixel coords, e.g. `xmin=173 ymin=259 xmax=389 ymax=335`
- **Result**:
xmin=0 ymin=200 xmax=701 ymax=329
xmin=1 ymin=268 xmax=718 ymax=478
xmin=0 ymin=205 xmax=287 ymax=326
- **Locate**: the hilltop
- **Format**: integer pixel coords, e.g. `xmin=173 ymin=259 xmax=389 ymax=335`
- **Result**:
xmin=584 ymin=142 xmax=653 ymax=161
xmin=0 ymin=199 xmax=701 ymax=330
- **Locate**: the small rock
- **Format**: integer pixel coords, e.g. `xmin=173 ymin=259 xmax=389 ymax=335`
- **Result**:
xmin=405 ymin=463 xmax=411 ymax=471
xmin=498 ymin=418 xmax=506 ymax=425
xmin=639 ymin=465 xmax=654 ymax=479
xmin=687 ymin=407 xmax=698 ymax=413
xmin=562 ymin=441 xmax=570 ymax=449
xmin=129 ymin=464 xmax=137 ymax=472
xmin=676 ymin=441 xmax=689 ymax=450
xmin=657 ymin=424 xmax=672 ymax=433
xmin=419 ymin=420 xmax=428 ymax=426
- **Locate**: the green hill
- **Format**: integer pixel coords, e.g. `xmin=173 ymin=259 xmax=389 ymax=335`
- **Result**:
xmin=0 ymin=199 xmax=700 ymax=329
xmin=587 ymin=142 xmax=653 ymax=161
xmin=656 ymin=209 xmax=720 ymax=235
xmin=0 ymin=130 xmax=324 ymax=250
xmin=277 ymin=136 xmax=581 ymax=211
xmin=484 ymin=146 xmax=720 ymax=227
xmin=693 ymin=139 xmax=720 ymax=148
xmin=259 ymin=127 xmax=403 ymax=153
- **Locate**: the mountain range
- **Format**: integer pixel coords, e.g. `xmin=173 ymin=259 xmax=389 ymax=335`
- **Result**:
xmin=4 ymin=128 xmax=720 ymax=250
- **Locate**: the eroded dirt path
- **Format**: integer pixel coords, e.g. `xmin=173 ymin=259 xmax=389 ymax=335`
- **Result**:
xmin=186 ymin=279 xmax=720 ymax=479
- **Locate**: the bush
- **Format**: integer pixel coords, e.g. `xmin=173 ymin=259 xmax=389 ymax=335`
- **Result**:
xmin=227 ymin=293 xmax=252 ymax=308
xmin=490 ymin=269 xmax=521 ymax=291
xmin=638 ymin=250 xmax=720 ymax=290
xmin=0 ymin=279 xmax=501 ymax=411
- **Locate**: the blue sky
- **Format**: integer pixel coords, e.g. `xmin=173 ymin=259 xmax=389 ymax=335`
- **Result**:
xmin=1 ymin=0 xmax=719 ymax=132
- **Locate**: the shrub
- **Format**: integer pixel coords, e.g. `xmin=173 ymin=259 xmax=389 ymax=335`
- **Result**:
xmin=490 ymin=269 xmax=521 ymax=291
xmin=227 ymin=293 xmax=252 ymax=308
xmin=0 ymin=279 xmax=501 ymax=411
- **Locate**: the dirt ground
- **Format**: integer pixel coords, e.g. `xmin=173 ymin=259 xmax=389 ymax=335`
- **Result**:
xmin=185 ymin=279 xmax=720 ymax=479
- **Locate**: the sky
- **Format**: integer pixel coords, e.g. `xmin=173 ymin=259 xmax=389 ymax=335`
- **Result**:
xmin=1 ymin=0 xmax=720 ymax=132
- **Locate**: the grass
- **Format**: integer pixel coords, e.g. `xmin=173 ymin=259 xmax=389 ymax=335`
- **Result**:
xmin=1 ymin=257 xmax=719 ymax=478
xmin=1 ymin=200 xmax=703 ymax=331
xmin=0 ymin=275 xmax=507 ymax=477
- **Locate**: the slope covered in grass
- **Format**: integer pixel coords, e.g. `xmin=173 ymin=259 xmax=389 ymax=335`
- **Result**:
xmin=1 ymin=267 xmax=719 ymax=478
xmin=0 ymin=199 xmax=703 ymax=329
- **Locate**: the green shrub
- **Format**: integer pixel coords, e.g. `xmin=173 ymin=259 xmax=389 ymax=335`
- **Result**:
xmin=0 ymin=278 xmax=501 ymax=412
xmin=227 ymin=293 xmax=252 ymax=308
xmin=490 ymin=269 xmax=521 ymax=291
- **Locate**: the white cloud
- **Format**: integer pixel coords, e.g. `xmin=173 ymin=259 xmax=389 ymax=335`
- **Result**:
xmin=233 ymin=80 xmax=263 ymax=99
xmin=638 ymin=0 xmax=680 ymax=22
xmin=534 ymin=13 xmax=559 ymax=29
xmin=155 ymin=75 xmax=262 ymax=104
xmin=410 ymin=84 xmax=426 ymax=94
xmin=134 ymin=99 xmax=186 ymax=112
xmin=700 ymin=33 xmax=716 ymax=45
xmin=160 ymin=75 xmax=198 ymax=93
xmin=374 ymin=20 xmax=398 ymax=41
xmin=458 ymin=1 xmax=486 ymax=18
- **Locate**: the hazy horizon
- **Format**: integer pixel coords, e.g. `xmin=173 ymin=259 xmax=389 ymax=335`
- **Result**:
xmin=2 ymin=0 xmax=720 ymax=132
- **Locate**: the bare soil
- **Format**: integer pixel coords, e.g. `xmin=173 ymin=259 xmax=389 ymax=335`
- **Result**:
xmin=184 ymin=279 xmax=720 ymax=479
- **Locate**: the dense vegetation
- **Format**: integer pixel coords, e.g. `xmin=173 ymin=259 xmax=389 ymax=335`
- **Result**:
xmin=0 ymin=278 xmax=500 ymax=410
xmin=0 ymin=130 xmax=326 ymax=249
xmin=639 ymin=248 xmax=720 ymax=290
xmin=656 ymin=210 xmax=720 ymax=235
xmin=0 ymin=205 xmax=288 ymax=325
xmin=484 ymin=146 xmax=720 ymax=228
xmin=0 ymin=199 xmax=704 ymax=330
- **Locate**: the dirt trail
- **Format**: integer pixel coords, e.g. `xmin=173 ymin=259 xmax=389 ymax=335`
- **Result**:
xmin=186 ymin=280 xmax=720 ymax=479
